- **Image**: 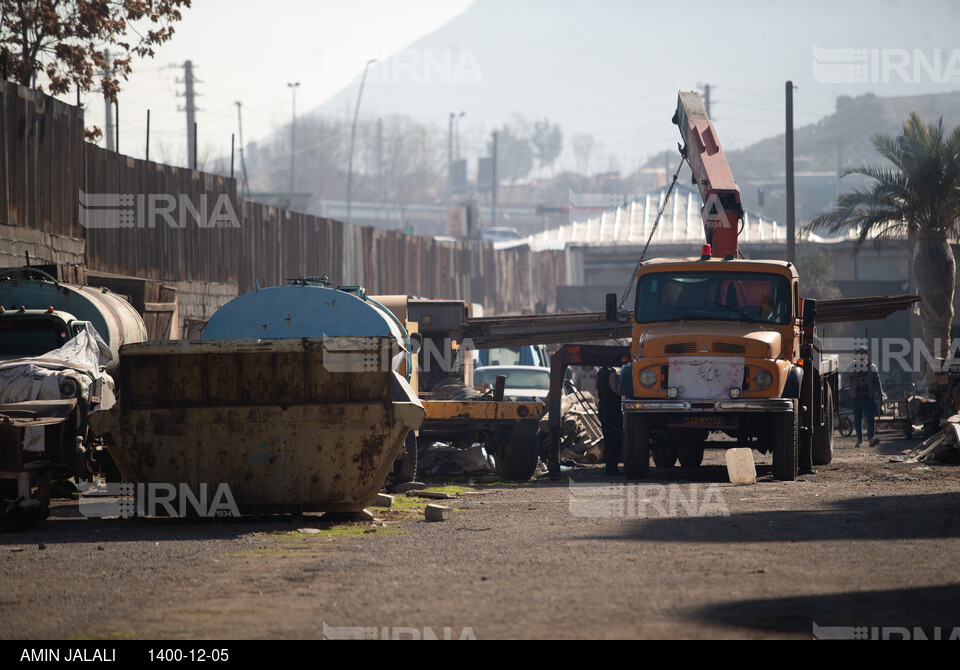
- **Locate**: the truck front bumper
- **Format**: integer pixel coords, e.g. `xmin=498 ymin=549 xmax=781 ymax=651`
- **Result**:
xmin=622 ymin=398 xmax=795 ymax=413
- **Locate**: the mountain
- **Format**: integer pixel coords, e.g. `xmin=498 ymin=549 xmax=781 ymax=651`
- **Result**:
xmin=718 ymin=91 xmax=960 ymax=224
xmin=312 ymin=0 xmax=960 ymax=170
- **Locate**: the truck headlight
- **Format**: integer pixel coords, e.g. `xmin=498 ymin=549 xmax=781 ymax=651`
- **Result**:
xmin=754 ymin=370 xmax=773 ymax=390
xmin=59 ymin=378 xmax=78 ymax=397
xmin=639 ymin=369 xmax=658 ymax=388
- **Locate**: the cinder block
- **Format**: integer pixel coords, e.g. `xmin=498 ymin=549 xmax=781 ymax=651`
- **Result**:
xmin=424 ymin=504 xmax=451 ymax=522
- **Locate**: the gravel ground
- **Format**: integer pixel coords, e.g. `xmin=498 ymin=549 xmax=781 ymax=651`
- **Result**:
xmin=2 ymin=430 xmax=959 ymax=640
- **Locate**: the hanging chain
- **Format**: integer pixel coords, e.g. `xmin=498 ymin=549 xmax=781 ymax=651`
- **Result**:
xmin=616 ymin=153 xmax=687 ymax=313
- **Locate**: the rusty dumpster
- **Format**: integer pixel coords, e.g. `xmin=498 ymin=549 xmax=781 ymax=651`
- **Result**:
xmin=96 ymin=336 xmax=424 ymax=513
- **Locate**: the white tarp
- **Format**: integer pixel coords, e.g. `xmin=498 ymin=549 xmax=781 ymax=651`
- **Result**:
xmin=0 ymin=324 xmax=116 ymax=452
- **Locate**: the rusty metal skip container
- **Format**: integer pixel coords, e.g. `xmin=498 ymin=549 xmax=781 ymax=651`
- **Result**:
xmin=98 ymin=279 xmax=424 ymax=513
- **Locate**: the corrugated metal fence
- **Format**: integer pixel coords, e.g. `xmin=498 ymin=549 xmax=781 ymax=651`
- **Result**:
xmin=0 ymin=81 xmax=564 ymax=313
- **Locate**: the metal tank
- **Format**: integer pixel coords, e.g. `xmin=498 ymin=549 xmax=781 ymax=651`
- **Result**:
xmin=0 ymin=275 xmax=148 ymax=369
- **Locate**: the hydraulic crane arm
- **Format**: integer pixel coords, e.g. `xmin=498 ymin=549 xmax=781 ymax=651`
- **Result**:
xmin=672 ymin=91 xmax=744 ymax=258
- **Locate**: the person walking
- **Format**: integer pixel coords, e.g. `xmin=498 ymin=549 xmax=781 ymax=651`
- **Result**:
xmin=596 ymin=366 xmax=624 ymax=475
xmin=846 ymin=345 xmax=884 ymax=447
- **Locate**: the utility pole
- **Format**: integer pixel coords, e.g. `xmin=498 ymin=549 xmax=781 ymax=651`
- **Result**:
xmin=448 ymin=112 xmax=455 ymax=202
xmin=103 ymin=50 xmax=115 ymax=151
xmin=698 ymin=82 xmax=713 ymax=119
xmin=287 ymin=82 xmax=300 ymax=208
xmin=346 ymin=58 xmax=376 ymax=226
xmin=179 ymin=60 xmax=200 ymax=169
xmin=236 ymin=101 xmax=250 ymax=199
xmin=377 ymin=117 xmax=383 ymax=205
xmin=456 ymin=112 xmax=465 ymax=160
xmin=491 ymin=131 xmax=498 ymax=230
xmin=146 ymin=109 xmax=150 ymax=161
xmin=785 ymin=80 xmax=797 ymax=264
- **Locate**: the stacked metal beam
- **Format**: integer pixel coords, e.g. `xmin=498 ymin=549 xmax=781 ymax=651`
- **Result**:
xmin=458 ymin=294 xmax=921 ymax=348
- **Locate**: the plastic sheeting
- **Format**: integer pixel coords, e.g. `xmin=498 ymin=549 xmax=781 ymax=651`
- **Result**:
xmin=0 ymin=323 xmax=116 ymax=422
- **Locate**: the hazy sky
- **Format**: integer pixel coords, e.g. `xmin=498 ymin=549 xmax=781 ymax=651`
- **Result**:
xmin=64 ymin=0 xmax=960 ymax=175
xmin=73 ymin=0 xmax=474 ymax=165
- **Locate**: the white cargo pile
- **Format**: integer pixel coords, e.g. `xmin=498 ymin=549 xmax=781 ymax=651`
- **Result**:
xmin=540 ymin=392 xmax=604 ymax=464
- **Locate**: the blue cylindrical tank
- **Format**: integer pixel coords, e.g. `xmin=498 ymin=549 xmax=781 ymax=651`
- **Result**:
xmin=203 ymin=282 xmax=408 ymax=372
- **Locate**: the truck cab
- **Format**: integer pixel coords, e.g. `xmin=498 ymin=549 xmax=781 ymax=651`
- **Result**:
xmin=0 ymin=307 xmax=88 ymax=362
xmin=620 ymin=250 xmax=834 ymax=481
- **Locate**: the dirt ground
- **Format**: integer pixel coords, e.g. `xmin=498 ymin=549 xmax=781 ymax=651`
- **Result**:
xmin=2 ymin=429 xmax=960 ymax=641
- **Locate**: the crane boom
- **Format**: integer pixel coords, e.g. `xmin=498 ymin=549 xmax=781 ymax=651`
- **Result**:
xmin=672 ymin=91 xmax=743 ymax=258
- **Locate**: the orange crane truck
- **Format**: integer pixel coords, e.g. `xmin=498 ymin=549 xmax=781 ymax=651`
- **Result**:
xmin=615 ymin=91 xmax=838 ymax=481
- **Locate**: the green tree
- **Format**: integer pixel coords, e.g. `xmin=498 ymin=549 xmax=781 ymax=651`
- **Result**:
xmin=807 ymin=113 xmax=960 ymax=377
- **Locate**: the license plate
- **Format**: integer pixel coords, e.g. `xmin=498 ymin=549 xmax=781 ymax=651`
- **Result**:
xmin=684 ymin=417 xmax=726 ymax=426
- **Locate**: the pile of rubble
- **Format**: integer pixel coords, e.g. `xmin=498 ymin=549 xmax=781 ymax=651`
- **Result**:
xmin=894 ymin=414 xmax=960 ymax=464
xmin=541 ymin=392 xmax=605 ymax=464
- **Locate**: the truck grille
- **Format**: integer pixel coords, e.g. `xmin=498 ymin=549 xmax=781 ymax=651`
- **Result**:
xmin=664 ymin=342 xmax=697 ymax=354
xmin=712 ymin=342 xmax=747 ymax=354
xmin=664 ymin=342 xmax=746 ymax=355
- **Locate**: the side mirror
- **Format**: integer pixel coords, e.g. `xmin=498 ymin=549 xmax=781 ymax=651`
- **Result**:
xmin=605 ymin=293 xmax=618 ymax=322
xmin=802 ymin=298 xmax=817 ymax=328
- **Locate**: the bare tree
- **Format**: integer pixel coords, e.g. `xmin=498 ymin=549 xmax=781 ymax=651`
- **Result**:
xmin=1 ymin=0 xmax=190 ymax=96
xmin=532 ymin=118 xmax=563 ymax=173
xmin=572 ymin=133 xmax=596 ymax=176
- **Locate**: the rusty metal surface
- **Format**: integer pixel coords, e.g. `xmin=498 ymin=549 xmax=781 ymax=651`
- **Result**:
xmin=0 ymin=399 xmax=77 ymax=426
xmin=104 ymin=337 xmax=424 ymax=512
xmin=422 ymin=399 xmax=543 ymax=422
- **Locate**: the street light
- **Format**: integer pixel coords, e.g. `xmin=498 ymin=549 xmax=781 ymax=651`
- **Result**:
xmin=455 ymin=111 xmax=466 ymax=160
xmin=287 ymin=82 xmax=300 ymax=208
xmin=346 ymin=59 xmax=376 ymax=226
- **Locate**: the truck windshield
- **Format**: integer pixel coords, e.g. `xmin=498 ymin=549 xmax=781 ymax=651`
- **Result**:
xmin=0 ymin=321 xmax=63 ymax=358
xmin=635 ymin=271 xmax=792 ymax=325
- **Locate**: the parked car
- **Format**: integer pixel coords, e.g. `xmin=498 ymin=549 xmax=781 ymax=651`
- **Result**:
xmin=482 ymin=227 xmax=524 ymax=243
xmin=476 ymin=344 xmax=548 ymax=368
xmin=473 ymin=365 xmax=553 ymax=400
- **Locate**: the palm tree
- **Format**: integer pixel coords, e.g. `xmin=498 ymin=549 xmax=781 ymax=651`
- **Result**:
xmin=807 ymin=113 xmax=960 ymax=377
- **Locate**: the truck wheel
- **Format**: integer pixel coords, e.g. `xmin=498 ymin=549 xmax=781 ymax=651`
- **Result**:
xmin=392 ymin=431 xmax=418 ymax=484
xmin=772 ymin=400 xmax=798 ymax=481
xmin=623 ymin=414 xmax=650 ymax=479
xmin=677 ymin=445 xmax=704 ymax=467
xmin=812 ymin=385 xmax=834 ymax=466
xmin=652 ymin=445 xmax=678 ymax=468
xmin=496 ymin=423 xmax=539 ymax=481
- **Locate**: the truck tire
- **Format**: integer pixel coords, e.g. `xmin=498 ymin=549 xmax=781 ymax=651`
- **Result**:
xmin=677 ymin=445 xmax=704 ymax=467
xmin=772 ymin=400 xmax=798 ymax=481
xmin=812 ymin=385 xmax=834 ymax=466
xmin=496 ymin=423 xmax=539 ymax=481
xmin=652 ymin=445 xmax=678 ymax=468
xmin=623 ymin=414 xmax=650 ymax=479
xmin=392 ymin=431 xmax=418 ymax=484
xmin=677 ymin=430 xmax=707 ymax=467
